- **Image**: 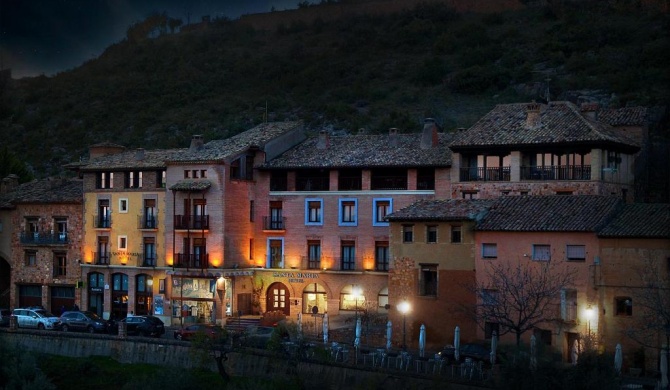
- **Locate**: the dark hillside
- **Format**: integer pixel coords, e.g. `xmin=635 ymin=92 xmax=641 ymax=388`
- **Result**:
xmin=0 ymin=1 xmax=667 ymax=178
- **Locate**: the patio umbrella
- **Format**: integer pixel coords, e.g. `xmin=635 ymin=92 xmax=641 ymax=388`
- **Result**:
xmin=354 ymin=317 xmax=362 ymax=348
xmin=530 ymin=334 xmax=537 ymax=369
xmin=661 ymin=347 xmax=668 ymax=389
xmin=571 ymin=340 xmax=578 ymax=366
xmin=419 ymin=324 xmax=426 ymax=358
xmin=614 ymin=343 xmax=622 ymax=375
xmin=386 ymin=320 xmax=392 ymax=351
xmin=323 ymin=313 xmax=329 ymax=344
xmin=454 ymin=326 xmax=461 ymax=362
xmin=297 ymin=312 xmax=303 ymax=341
xmin=491 ymin=331 xmax=498 ymax=365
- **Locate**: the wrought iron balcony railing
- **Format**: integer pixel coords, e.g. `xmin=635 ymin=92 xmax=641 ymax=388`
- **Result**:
xmin=262 ymin=216 xmax=285 ymax=230
xmin=20 ymin=232 xmax=68 ymax=245
xmin=174 ymin=215 xmax=209 ymax=230
xmin=174 ymin=253 xmax=210 ymax=269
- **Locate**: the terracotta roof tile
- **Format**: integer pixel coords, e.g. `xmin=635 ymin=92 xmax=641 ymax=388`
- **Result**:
xmin=169 ymin=180 xmax=212 ymax=191
xmin=450 ymin=101 xmax=640 ymax=150
xmin=476 ymin=195 xmax=622 ymax=232
xmin=598 ymin=203 xmax=670 ymax=238
xmin=79 ymin=148 xmax=184 ymax=171
xmin=598 ymin=107 xmax=647 ymax=127
xmin=386 ymin=199 xmax=494 ymax=221
xmin=0 ymin=178 xmax=83 ymax=205
xmin=261 ymin=132 xmax=452 ymax=169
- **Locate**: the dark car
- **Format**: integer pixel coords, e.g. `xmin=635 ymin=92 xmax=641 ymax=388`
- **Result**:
xmin=439 ymin=343 xmax=494 ymax=365
xmin=107 ymin=315 xmax=165 ymax=337
xmin=60 ymin=311 xmax=106 ymax=333
xmin=0 ymin=308 xmax=11 ymax=327
xmin=174 ymin=324 xmax=226 ymax=341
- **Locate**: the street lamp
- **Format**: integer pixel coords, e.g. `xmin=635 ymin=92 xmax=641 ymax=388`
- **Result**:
xmin=585 ymin=305 xmax=594 ymax=336
xmin=398 ymin=300 xmax=411 ymax=351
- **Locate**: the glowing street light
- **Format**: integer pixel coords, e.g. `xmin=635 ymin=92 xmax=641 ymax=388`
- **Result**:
xmin=398 ymin=300 xmax=411 ymax=351
xmin=585 ymin=305 xmax=594 ymax=335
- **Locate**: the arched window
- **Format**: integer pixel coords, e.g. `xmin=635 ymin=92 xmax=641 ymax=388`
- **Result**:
xmin=302 ymin=283 xmax=327 ymax=314
xmin=378 ymin=286 xmax=389 ymax=312
xmin=135 ymin=274 xmax=153 ymax=316
xmin=339 ymin=284 xmax=365 ymax=311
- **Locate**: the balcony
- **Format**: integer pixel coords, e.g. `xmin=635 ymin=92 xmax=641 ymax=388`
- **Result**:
xmin=370 ymin=176 xmax=407 ymax=190
xmin=338 ymin=176 xmax=362 ymax=191
xmin=460 ymin=166 xmax=511 ymax=182
xmin=521 ymin=165 xmax=591 ymax=181
xmin=94 ymin=215 xmax=111 ymax=229
xmin=301 ymin=256 xmax=321 ymax=270
xmin=137 ymin=254 xmax=157 ymax=267
xmin=20 ymin=232 xmax=69 ymax=245
xmin=339 ymin=257 xmax=358 ymax=271
xmin=174 ymin=253 xmax=210 ymax=269
xmin=296 ymin=177 xmax=329 ymax=191
xmin=92 ymin=252 xmax=110 ymax=265
xmin=138 ymin=215 xmax=158 ymax=230
xmin=174 ymin=215 xmax=209 ymax=230
xmin=262 ymin=216 xmax=285 ymax=231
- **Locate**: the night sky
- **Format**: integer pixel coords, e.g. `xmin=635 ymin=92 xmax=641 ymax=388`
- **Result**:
xmin=0 ymin=0 xmax=302 ymax=78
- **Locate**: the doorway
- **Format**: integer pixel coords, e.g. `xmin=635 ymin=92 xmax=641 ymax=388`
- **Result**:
xmin=266 ymin=282 xmax=290 ymax=315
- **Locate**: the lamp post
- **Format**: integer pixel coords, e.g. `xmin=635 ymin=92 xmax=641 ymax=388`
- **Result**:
xmin=398 ymin=301 xmax=410 ymax=351
xmin=585 ymin=305 xmax=594 ymax=336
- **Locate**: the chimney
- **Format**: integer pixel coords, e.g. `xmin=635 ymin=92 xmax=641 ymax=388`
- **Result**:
xmin=317 ymin=130 xmax=330 ymax=149
xmin=135 ymin=148 xmax=145 ymax=161
xmin=526 ymin=102 xmax=541 ymax=128
xmin=389 ymin=128 xmax=398 ymax=147
xmin=189 ymin=135 xmax=204 ymax=151
xmin=580 ymin=102 xmax=599 ymax=121
xmin=420 ymin=118 xmax=439 ymax=149
xmin=1 ymin=174 xmax=19 ymax=194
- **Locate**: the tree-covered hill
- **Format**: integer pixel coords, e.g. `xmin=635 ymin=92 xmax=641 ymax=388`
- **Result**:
xmin=0 ymin=1 xmax=667 ymax=178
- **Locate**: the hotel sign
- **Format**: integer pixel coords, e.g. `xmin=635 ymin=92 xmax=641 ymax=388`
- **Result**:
xmin=273 ymin=272 xmax=319 ymax=284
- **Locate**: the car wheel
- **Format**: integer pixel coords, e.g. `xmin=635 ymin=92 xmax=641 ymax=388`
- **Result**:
xmin=62 ymin=324 xmax=69 ymax=332
xmin=87 ymin=326 xmax=95 ymax=333
xmin=38 ymin=323 xmax=45 ymax=330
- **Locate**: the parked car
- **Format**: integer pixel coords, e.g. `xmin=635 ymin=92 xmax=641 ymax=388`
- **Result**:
xmin=0 ymin=308 xmax=11 ymax=327
xmin=12 ymin=308 xmax=61 ymax=330
xmin=60 ymin=311 xmax=106 ymax=333
xmin=439 ymin=343 xmax=496 ymax=365
xmin=106 ymin=315 xmax=165 ymax=337
xmin=173 ymin=324 xmax=226 ymax=341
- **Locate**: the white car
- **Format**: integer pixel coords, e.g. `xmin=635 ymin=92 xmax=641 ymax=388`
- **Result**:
xmin=12 ymin=308 xmax=62 ymax=330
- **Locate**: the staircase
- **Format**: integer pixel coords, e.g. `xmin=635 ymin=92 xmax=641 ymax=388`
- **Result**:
xmin=224 ymin=316 xmax=261 ymax=333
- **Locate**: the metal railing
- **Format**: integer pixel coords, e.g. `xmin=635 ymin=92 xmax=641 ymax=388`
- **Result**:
xmin=296 ymin=177 xmax=329 ymax=191
xmin=92 ymin=252 xmax=110 ymax=265
xmin=138 ymin=215 xmax=158 ymax=229
xmin=370 ymin=176 xmax=407 ymax=190
xmin=521 ymin=165 xmax=591 ymax=181
xmin=174 ymin=215 xmax=209 ymax=230
xmin=94 ymin=215 xmax=111 ymax=228
xmin=338 ymin=177 xmax=362 ymax=191
xmin=174 ymin=253 xmax=210 ymax=269
xmin=459 ymin=167 xmax=511 ymax=182
xmin=20 ymin=232 xmax=69 ymax=245
xmin=263 ymin=216 xmax=285 ymax=230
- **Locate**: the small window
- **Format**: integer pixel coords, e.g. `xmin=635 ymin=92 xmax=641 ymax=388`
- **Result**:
xmin=118 ymin=236 xmax=128 ymax=250
xmin=481 ymin=289 xmax=498 ymax=306
xmin=126 ymin=171 xmax=142 ymax=188
xmin=419 ymin=264 xmax=438 ymax=296
xmin=532 ymin=245 xmax=551 ymax=261
xmin=158 ymin=279 xmax=166 ymax=294
xmin=156 ymin=170 xmax=166 ymax=188
xmin=54 ymin=252 xmax=67 ymax=277
xmin=373 ymin=198 xmax=392 ymax=226
xmin=25 ymin=251 xmax=37 ymax=267
xmin=119 ymin=198 xmax=128 ymax=213
xmin=426 ymin=225 xmax=438 ymax=243
xmin=375 ymin=241 xmax=389 ymax=272
xmin=615 ymin=297 xmax=632 ymax=316
xmin=96 ymin=172 xmax=114 ymax=189
xmin=402 ymin=225 xmax=414 ymax=243
xmin=305 ymin=198 xmax=323 ymax=225
xmin=184 ymin=170 xmax=190 ymax=179
xmin=451 ymin=225 xmax=462 ymax=243
xmin=192 ymin=170 xmax=199 ymax=179
xmin=482 ymin=243 xmax=498 ymax=258
xmin=339 ymin=199 xmax=358 ymax=226
xmin=307 ymin=240 xmax=321 ymax=269
xmin=566 ymin=245 xmax=586 ymax=261
xmin=201 ymin=170 xmax=207 ymax=178
xmin=462 ymin=191 xmax=478 ymax=199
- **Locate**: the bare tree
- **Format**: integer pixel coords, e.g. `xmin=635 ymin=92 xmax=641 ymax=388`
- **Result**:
xmin=474 ymin=260 xmax=577 ymax=346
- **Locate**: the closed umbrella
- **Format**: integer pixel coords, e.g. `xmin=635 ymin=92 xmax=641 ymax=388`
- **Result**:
xmin=454 ymin=326 xmax=461 ymax=362
xmin=354 ymin=317 xmax=362 ymax=348
xmin=386 ymin=320 xmax=392 ymax=351
xmin=297 ymin=312 xmax=303 ymax=341
xmin=491 ymin=331 xmax=498 ymax=366
xmin=571 ymin=340 xmax=578 ymax=366
xmin=530 ymin=334 xmax=537 ymax=369
xmin=323 ymin=313 xmax=329 ymax=344
xmin=419 ymin=324 xmax=426 ymax=358
xmin=661 ymin=347 xmax=668 ymax=389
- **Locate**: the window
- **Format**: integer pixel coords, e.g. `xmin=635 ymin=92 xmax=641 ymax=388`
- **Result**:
xmin=339 ymin=199 xmax=358 ymax=226
xmin=200 ymin=169 xmax=207 ymax=178
xmin=25 ymin=250 xmax=37 ymax=266
xmin=156 ymin=170 xmax=166 ymax=188
xmin=339 ymin=284 xmax=365 ymax=310
xmin=96 ymin=172 xmax=113 ymax=189
xmin=96 ymin=236 xmax=109 ymax=264
xmin=143 ymin=199 xmax=156 ymax=228
xmin=532 ymin=245 xmax=551 ymax=261
xmin=375 ymin=241 xmax=389 ymax=271
xmin=119 ymin=198 xmax=128 ymax=213
xmin=307 ymin=240 xmax=321 ymax=269
xmin=482 ymin=243 xmax=498 ymax=258
xmin=54 ymin=252 xmax=67 ymax=277
xmin=249 ymin=238 xmax=254 ymax=260
xmin=26 ymin=217 xmax=39 ymax=236
xmin=402 ymin=225 xmax=414 ymax=243
xmin=118 ymin=236 xmax=128 ymax=250
xmin=143 ymin=237 xmax=156 ymax=266
xmin=341 ymin=241 xmax=356 ymax=270
xmin=451 ymin=225 xmax=462 ymax=243
xmin=184 ymin=170 xmax=190 ymax=179
xmin=485 ymin=322 xmax=500 ymax=340
xmin=268 ymin=201 xmax=283 ymax=229
xmin=462 ymin=191 xmax=478 ymax=199
xmin=158 ymin=279 xmax=166 ymax=294
xmin=427 ymin=225 xmax=438 ymax=243
xmin=378 ymin=287 xmax=389 ymax=310
xmin=566 ymin=245 xmax=586 ymax=261
xmin=97 ymin=199 xmax=110 ymax=228
xmin=54 ymin=218 xmax=67 ymax=241
xmin=305 ymin=198 xmax=323 ymax=225
xmin=303 ymin=283 xmax=327 ymax=314
xmin=268 ymin=238 xmax=283 ymax=268
xmin=561 ymin=289 xmax=577 ymax=321
xmin=192 ymin=170 xmax=199 ymax=179
xmin=481 ymin=289 xmax=498 ymax=305
xmin=419 ymin=264 xmax=438 ymax=296
xmin=373 ymin=198 xmax=392 ymax=226
xmin=615 ymin=297 xmax=632 ymax=316
xmin=125 ymin=171 xmax=142 ymax=188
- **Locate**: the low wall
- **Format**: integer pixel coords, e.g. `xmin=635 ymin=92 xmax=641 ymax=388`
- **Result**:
xmin=0 ymin=329 xmax=486 ymax=390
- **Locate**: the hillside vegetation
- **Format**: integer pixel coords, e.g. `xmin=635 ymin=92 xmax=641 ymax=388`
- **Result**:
xmin=0 ymin=1 xmax=667 ymax=178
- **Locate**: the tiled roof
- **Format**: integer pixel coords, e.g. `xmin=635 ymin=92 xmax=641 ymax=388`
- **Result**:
xmin=598 ymin=107 xmax=647 ymax=127
xmin=598 ymin=203 xmax=670 ymax=238
xmin=169 ymin=180 xmax=212 ymax=191
xmin=261 ymin=132 xmax=452 ymax=169
xmin=78 ymin=148 xmax=184 ymax=171
xmin=450 ymin=101 xmax=640 ymax=150
xmin=167 ymin=121 xmax=304 ymax=163
xmin=476 ymin=195 xmax=622 ymax=232
xmin=0 ymin=178 xmax=83 ymax=205
xmin=386 ymin=199 xmax=494 ymax=221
